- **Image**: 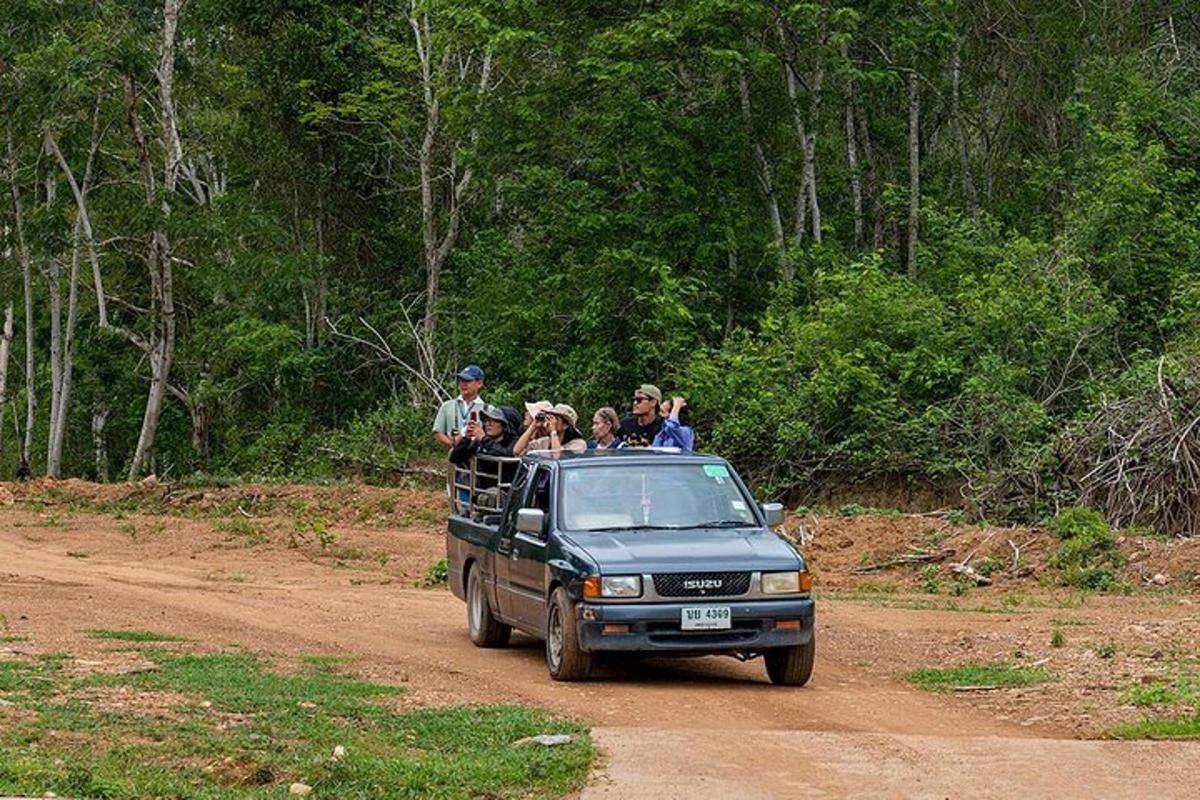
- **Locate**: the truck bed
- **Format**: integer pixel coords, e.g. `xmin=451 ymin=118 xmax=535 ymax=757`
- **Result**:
xmin=446 ymin=513 xmax=501 ymax=601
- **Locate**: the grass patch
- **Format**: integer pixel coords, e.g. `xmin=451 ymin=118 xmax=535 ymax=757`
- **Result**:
xmin=213 ymin=517 xmax=269 ymax=547
xmin=1123 ymin=676 xmax=1200 ymax=708
xmin=1109 ymin=716 xmax=1200 ymax=739
xmin=84 ymin=629 xmax=187 ymax=643
xmin=906 ymin=661 xmax=1052 ymax=691
xmin=0 ymin=649 xmax=591 ymax=798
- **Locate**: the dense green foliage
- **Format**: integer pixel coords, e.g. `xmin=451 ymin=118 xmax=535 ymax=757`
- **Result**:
xmin=2 ymin=2 xmax=1199 ymax=527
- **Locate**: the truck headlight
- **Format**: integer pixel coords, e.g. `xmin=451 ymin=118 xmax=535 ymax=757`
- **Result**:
xmin=761 ymin=571 xmax=803 ymax=594
xmin=600 ymin=575 xmax=642 ymax=598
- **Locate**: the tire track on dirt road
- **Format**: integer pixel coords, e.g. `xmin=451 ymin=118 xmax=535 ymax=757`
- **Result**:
xmin=2 ymin=533 xmax=1197 ymax=799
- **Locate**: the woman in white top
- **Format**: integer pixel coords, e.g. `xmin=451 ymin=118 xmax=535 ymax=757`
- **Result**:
xmin=514 ymin=403 xmax=588 ymax=455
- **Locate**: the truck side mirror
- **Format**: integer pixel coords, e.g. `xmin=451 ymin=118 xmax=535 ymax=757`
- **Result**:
xmin=761 ymin=502 xmax=785 ymax=528
xmin=516 ymin=508 xmax=546 ymax=536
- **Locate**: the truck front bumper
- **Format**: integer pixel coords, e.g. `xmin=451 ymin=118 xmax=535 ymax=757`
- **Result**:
xmin=577 ymin=597 xmax=814 ymax=654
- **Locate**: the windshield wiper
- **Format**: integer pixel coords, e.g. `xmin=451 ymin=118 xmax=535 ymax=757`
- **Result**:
xmin=585 ymin=525 xmax=695 ymax=532
xmin=690 ymin=520 xmax=752 ymax=528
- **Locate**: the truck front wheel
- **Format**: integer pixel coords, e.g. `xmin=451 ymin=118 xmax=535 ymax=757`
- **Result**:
xmin=546 ymin=587 xmax=593 ymax=681
xmin=764 ymin=635 xmax=815 ymax=686
xmin=467 ymin=565 xmax=511 ymax=647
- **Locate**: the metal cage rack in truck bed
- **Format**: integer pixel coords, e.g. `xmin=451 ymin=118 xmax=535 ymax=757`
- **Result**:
xmin=445 ymin=449 xmax=815 ymax=684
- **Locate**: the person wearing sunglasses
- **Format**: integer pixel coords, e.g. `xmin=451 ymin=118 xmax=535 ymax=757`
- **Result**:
xmin=619 ymin=384 xmax=663 ymax=447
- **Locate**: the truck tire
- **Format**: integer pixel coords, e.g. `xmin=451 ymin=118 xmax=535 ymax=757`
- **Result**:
xmin=467 ymin=565 xmax=511 ymax=648
xmin=546 ymin=587 xmax=593 ymax=681
xmin=764 ymin=635 xmax=815 ymax=687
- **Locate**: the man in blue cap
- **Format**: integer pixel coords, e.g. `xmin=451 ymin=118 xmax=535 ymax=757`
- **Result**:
xmin=433 ymin=365 xmax=487 ymax=450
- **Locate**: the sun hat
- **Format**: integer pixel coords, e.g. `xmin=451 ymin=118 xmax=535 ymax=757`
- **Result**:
xmin=524 ymin=400 xmax=554 ymax=418
xmin=637 ymin=384 xmax=662 ymax=402
xmin=549 ymin=403 xmax=579 ymax=428
xmin=456 ymin=365 xmax=485 ymax=381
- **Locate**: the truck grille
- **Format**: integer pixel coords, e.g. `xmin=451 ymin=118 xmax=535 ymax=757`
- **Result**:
xmin=652 ymin=572 xmax=750 ymax=598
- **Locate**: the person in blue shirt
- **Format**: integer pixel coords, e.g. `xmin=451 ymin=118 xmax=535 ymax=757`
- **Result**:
xmin=652 ymin=395 xmax=695 ymax=452
xmin=587 ymin=407 xmax=624 ymax=449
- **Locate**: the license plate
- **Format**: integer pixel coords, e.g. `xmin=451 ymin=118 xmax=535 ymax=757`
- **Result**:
xmin=681 ymin=606 xmax=731 ymax=631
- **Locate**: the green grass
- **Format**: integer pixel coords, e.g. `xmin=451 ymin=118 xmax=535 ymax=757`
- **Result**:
xmin=906 ymin=662 xmax=1052 ymax=691
xmin=84 ymin=629 xmax=188 ymax=643
xmin=0 ymin=650 xmax=591 ymax=798
xmin=1109 ymin=717 xmax=1200 ymax=739
xmin=1123 ymin=677 xmax=1200 ymax=708
xmin=213 ymin=517 xmax=270 ymax=547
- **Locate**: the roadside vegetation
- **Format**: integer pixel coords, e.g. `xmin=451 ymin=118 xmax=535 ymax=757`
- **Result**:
xmin=84 ymin=629 xmax=187 ymax=643
xmin=0 ymin=649 xmax=592 ymax=798
xmin=906 ymin=662 xmax=1052 ymax=692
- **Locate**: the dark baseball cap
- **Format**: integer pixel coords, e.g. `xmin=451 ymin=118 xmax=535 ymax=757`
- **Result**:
xmin=455 ymin=365 xmax=485 ymax=381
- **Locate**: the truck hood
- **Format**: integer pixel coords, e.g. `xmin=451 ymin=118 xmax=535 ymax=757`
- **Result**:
xmin=566 ymin=527 xmax=802 ymax=573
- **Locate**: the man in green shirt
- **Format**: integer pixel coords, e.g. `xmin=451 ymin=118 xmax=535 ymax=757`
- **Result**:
xmin=433 ymin=365 xmax=487 ymax=450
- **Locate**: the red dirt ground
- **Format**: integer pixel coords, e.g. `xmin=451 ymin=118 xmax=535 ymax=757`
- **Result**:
xmin=2 ymin=480 xmax=1198 ymax=798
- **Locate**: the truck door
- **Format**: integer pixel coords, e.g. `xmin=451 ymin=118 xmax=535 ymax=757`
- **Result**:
xmin=494 ymin=463 xmax=534 ymax=620
xmin=501 ymin=465 xmax=553 ymax=632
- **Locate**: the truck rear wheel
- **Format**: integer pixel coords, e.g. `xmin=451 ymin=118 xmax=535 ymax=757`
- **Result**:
xmin=764 ymin=635 xmax=815 ymax=686
xmin=546 ymin=587 xmax=593 ymax=681
xmin=467 ymin=565 xmax=511 ymax=647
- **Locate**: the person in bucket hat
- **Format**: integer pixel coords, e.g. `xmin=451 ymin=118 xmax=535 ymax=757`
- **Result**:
xmin=514 ymin=402 xmax=587 ymax=455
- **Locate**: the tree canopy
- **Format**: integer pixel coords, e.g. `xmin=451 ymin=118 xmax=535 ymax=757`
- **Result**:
xmin=2 ymin=1 xmax=1199 ymax=531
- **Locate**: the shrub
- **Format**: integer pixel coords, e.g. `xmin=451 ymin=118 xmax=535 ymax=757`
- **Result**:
xmin=1046 ymin=507 xmax=1126 ymax=590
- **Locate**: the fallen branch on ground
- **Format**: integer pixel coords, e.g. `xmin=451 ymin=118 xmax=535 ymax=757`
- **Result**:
xmin=851 ymin=547 xmax=956 ymax=574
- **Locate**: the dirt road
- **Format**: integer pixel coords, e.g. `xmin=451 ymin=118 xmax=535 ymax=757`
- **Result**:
xmin=1 ymin=507 xmax=1197 ymax=798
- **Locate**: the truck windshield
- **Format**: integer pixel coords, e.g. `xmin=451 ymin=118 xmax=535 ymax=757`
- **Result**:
xmin=559 ymin=463 xmax=758 ymax=532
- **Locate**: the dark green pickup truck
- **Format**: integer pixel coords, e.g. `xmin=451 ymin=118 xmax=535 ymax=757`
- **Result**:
xmin=446 ymin=449 xmax=815 ymax=684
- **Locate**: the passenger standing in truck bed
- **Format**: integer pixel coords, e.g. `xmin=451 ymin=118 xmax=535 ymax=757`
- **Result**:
xmin=514 ymin=404 xmax=587 ymax=454
xmin=449 ymin=405 xmax=519 ymax=487
xmin=432 ymin=365 xmax=486 ymax=450
xmin=619 ymin=384 xmax=664 ymax=447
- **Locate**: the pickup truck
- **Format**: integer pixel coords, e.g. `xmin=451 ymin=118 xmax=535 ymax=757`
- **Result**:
xmin=446 ymin=449 xmax=815 ymax=684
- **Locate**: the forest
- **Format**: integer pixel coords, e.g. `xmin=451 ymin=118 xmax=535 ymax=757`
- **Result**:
xmin=1 ymin=1 xmax=1199 ymax=534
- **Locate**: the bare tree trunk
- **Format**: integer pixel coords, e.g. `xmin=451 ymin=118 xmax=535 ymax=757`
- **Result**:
xmin=6 ymin=130 xmax=36 ymax=477
xmin=845 ymin=99 xmax=863 ymax=248
xmin=737 ymin=68 xmax=789 ymax=278
xmin=127 ymin=0 xmax=182 ymax=480
xmin=43 ymin=105 xmax=101 ymax=478
xmin=307 ymin=191 xmax=328 ymax=350
xmin=92 ymin=403 xmax=109 ymax=482
xmin=950 ymin=47 xmax=979 ymax=220
xmin=776 ymin=20 xmax=822 ymax=244
xmin=906 ymin=69 xmax=921 ymax=278
xmin=802 ymin=68 xmax=822 ymax=243
xmin=854 ymin=102 xmax=885 ymax=250
xmin=409 ymin=7 xmax=492 ymax=346
xmin=725 ymin=247 xmax=738 ymax=335
xmin=46 ymin=247 xmax=63 ymax=476
xmin=0 ymin=304 xmax=13 ymax=455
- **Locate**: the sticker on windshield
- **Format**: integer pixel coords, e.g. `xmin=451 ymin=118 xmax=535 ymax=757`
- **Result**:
xmin=703 ymin=464 xmax=730 ymax=479
xmin=731 ymin=500 xmax=746 ymax=511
